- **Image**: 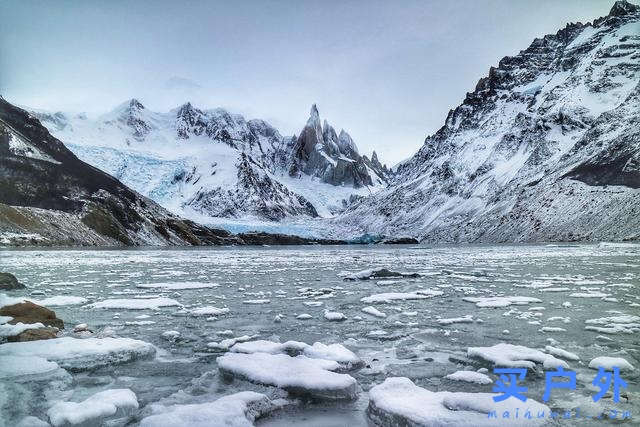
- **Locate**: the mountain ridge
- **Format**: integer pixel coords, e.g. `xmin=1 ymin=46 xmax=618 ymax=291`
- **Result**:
xmin=32 ymin=101 xmax=391 ymax=224
xmin=336 ymin=0 xmax=640 ymax=242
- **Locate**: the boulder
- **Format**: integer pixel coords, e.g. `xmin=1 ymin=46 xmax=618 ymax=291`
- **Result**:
xmin=0 ymin=301 xmax=64 ymax=329
xmin=8 ymin=327 xmax=58 ymax=342
xmin=0 ymin=272 xmax=26 ymax=290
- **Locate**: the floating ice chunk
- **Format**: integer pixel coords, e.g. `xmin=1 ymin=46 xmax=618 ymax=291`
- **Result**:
xmin=362 ymin=306 xmax=387 ymax=318
xmin=207 ymin=335 xmax=256 ymax=351
xmin=243 ymin=299 xmax=270 ymax=304
xmin=231 ymin=340 xmax=362 ymax=370
xmin=0 ymin=355 xmax=65 ymax=382
xmin=538 ymin=327 xmax=566 ymax=333
xmin=217 ymin=352 xmax=358 ymax=400
xmin=342 ymin=267 xmax=419 ymax=281
xmin=584 ymin=314 xmax=640 ymax=334
xmin=463 ymin=296 xmax=541 ymax=308
xmin=445 ymin=370 xmax=492 ymax=384
xmin=0 ymin=321 xmax=45 ymax=338
xmin=16 ymin=416 xmax=49 ymax=427
xmin=437 ymin=315 xmax=474 ymax=325
xmin=136 ymin=282 xmax=219 ymax=290
xmin=569 ymin=292 xmax=609 ymax=298
xmin=125 ymin=320 xmax=155 ymax=326
xmin=0 ymin=337 xmax=156 ymax=371
xmin=324 ymin=310 xmax=347 ymax=321
xmin=544 ymin=346 xmax=579 ymax=361
xmin=376 ymin=280 xmax=402 ymax=286
xmin=468 ymin=343 xmax=568 ymax=369
xmin=139 ymin=391 xmax=284 ymax=427
xmin=32 ymin=296 xmax=88 ymax=306
xmin=367 ymin=377 xmax=549 ymax=426
xmin=361 ymin=290 xmax=442 ymax=304
xmin=86 ymin=298 xmax=181 ymax=310
xmin=585 ymin=314 xmax=639 ymax=324
xmin=304 ymin=342 xmax=362 ymax=369
xmin=546 ymin=316 xmax=570 ymax=323
xmin=0 ymin=295 xmax=87 ymax=307
xmin=190 ymin=306 xmax=230 ymax=316
xmin=47 ymin=389 xmax=138 ymax=427
xmin=303 ymin=301 xmax=323 ymax=307
xmin=588 ymin=356 xmax=635 ymax=372
xmin=296 ymin=313 xmax=312 ymax=320
xmin=73 ymin=324 xmax=90 ymax=333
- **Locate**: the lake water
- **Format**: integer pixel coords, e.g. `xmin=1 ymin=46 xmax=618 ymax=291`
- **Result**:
xmin=1 ymin=243 xmax=638 ymax=425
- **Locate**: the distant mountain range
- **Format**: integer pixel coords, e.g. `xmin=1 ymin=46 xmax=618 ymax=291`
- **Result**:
xmin=3 ymin=1 xmax=639 ymax=245
xmin=33 ymin=101 xmax=390 ymax=224
xmin=0 ymin=98 xmax=345 ymax=246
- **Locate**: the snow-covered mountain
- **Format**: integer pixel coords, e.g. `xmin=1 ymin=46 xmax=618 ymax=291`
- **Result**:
xmin=33 ymin=102 xmax=390 ymax=226
xmin=338 ymin=1 xmax=640 ymax=242
xmin=0 ymin=97 xmax=242 ymax=246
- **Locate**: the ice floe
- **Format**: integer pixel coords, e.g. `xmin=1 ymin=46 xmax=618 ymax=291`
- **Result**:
xmin=445 ymin=370 xmax=493 ymax=384
xmin=0 ymin=355 xmax=68 ymax=382
xmin=544 ymin=346 xmax=579 ymax=361
xmin=0 ymin=337 xmax=156 ymax=371
xmin=231 ymin=339 xmax=363 ymax=370
xmin=139 ymin=391 xmax=285 ymax=427
xmin=207 ymin=335 xmax=256 ymax=351
xmin=367 ymin=377 xmax=549 ymax=426
xmin=86 ymin=297 xmax=181 ymax=310
xmin=437 ymin=314 xmax=475 ymax=325
xmin=588 ymin=356 xmax=635 ymax=372
xmin=47 ymin=389 xmax=138 ymax=427
xmin=361 ymin=306 xmax=387 ymax=318
xmin=361 ymin=290 xmax=442 ymax=304
xmin=463 ymin=296 xmax=541 ymax=308
xmin=467 ymin=343 xmax=568 ymax=369
xmin=136 ymin=282 xmax=219 ymax=289
xmin=190 ymin=306 xmax=230 ymax=316
xmin=324 ymin=310 xmax=347 ymax=321
xmin=584 ymin=314 xmax=640 ymax=334
xmin=342 ymin=268 xmax=420 ymax=281
xmin=217 ymin=352 xmax=358 ymax=400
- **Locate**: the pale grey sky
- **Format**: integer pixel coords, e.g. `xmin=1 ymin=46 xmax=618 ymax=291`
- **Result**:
xmin=1 ymin=0 xmax=614 ymax=164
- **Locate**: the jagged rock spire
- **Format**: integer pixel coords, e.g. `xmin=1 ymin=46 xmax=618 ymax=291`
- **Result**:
xmin=609 ymin=0 xmax=639 ymax=16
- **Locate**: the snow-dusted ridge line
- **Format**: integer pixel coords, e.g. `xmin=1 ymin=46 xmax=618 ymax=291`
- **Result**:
xmin=337 ymin=1 xmax=640 ymax=243
xmin=33 ymin=101 xmax=392 ymax=228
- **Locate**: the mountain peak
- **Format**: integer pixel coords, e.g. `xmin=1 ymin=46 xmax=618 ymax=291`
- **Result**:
xmin=609 ymin=0 xmax=639 ymax=16
xmin=129 ymin=98 xmax=144 ymax=110
xmin=310 ymin=104 xmax=319 ymax=118
xmin=306 ymin=104 xmax=322 ymax=130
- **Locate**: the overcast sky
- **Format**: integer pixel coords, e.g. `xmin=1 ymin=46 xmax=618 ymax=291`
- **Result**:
xmin=1 ymin=0 xmax=613 ymax=164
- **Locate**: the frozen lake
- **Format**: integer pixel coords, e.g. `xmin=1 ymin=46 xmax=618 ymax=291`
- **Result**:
xmin=1 ymin=243 xmax=638 ymax=425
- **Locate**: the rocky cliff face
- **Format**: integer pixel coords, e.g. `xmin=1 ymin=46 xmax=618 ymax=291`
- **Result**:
xmin=287 ymin=105 xmax=388 ymax=188
xmin=338 ymin=1 xmax=640 ymax=242
xmin=33 ymin=101 xmax=390 ymax=222
xmin=0 ymin=97 xmax=246 ymax=246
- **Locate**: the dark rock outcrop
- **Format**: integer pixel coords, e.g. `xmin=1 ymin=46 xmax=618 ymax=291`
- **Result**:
xmin=0 ymin=301 xmax=64 ymax=329
xmin=8 ymin=327 xmax=58 ymax=342
xmin=237 ymin=231 xmax=344 ymax=246
xmin=0 ymin=272 xmax=25 ymax=290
